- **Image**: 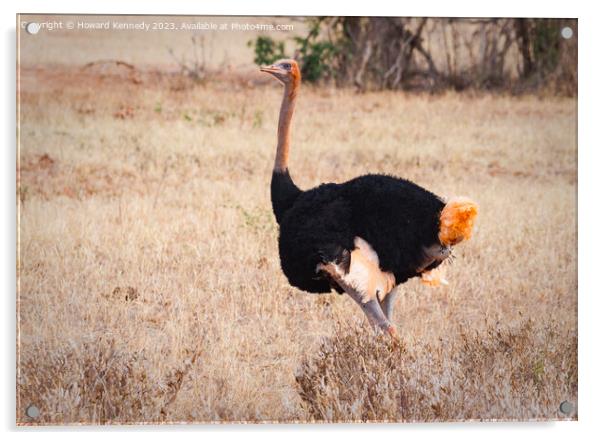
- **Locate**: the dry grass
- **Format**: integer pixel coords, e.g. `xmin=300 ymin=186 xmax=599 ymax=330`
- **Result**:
xmin=296 ymin=320 xmax=577 ymax=422
xmin=17 ymin=61 xmax=577 ymax=424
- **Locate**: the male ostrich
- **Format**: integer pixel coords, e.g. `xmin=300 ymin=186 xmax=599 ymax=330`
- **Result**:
xmin=261 ymin=59 xmax=478 ymax=337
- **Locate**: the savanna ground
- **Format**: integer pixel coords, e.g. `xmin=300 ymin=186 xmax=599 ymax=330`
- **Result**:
xmin=17 ymin=16 xmax=577 ymax=424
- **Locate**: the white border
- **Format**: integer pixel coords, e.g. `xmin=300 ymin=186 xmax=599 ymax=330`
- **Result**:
xmin=3 ymin=1 xmax=601 ymax=439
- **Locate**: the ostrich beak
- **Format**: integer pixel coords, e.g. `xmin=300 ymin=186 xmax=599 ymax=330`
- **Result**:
xmin=260 ymin=64 xmax=278 ymax=74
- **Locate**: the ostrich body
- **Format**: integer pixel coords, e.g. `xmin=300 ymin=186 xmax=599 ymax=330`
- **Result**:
xmin=261 ymin=60 xmax=478 ymax=337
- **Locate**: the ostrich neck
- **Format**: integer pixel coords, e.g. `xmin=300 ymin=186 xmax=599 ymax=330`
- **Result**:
xmin=274 ymin=83 xmax=298 ymax=173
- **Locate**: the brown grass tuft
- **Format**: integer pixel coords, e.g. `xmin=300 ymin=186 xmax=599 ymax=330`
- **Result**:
xmin=296 ymin=320 xmax=577 ymax=422
xmin=296 ymin=323 xmax=408 ymax=422
xmin=18 ymin=337 xmax=201 ymax=424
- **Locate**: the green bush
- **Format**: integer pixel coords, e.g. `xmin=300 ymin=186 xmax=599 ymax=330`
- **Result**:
xmin=248 ymin=19 xmax=339 ymax=84
xmin=248 ymin=36 xmax=286 ymax=66
xmin=249 ymin=18 xmax=576 ymax=94
xmin=292 ymin=19 xmax=339 ymax=83
xmin=532 ymin=20 xmax=561 ymax=76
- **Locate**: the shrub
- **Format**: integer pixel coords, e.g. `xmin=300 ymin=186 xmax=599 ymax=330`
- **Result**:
xmin=250 ymin=17 xmax=577 ymax=94
xmin=18 ymin=337 xmax=200 ymax=424
xmin=295 ymin=319 xmax=577 ymax=422
xmin=296 ymin=324 xmax=407 ymax=421
xmin=292 ymin=18 xmax=339 ymax=83
xmin=248 ymin=36 xmax=286 ymax=67
xmin=248 ymin=19 xmax=338 ymax=84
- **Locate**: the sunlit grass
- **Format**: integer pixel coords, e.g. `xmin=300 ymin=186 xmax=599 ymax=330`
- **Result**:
xmin=17 ymin=65 xmax=577 ymax=424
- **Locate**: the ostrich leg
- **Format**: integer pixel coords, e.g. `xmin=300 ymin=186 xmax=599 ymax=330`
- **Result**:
xmin=344 ymin=283 xmax=398 ymax=338
xmin=379 ymin=285 xmax=400 ymax=322
xmin=318 ymin=263 xmax=398 ymax=338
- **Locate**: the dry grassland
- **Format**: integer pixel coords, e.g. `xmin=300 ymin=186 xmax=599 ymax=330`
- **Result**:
xmin=17 ymin=63 xmax=577 ymax=423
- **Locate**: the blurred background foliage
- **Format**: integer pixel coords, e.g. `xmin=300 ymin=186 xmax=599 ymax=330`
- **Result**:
xmin=250 ymin=17 xmax=577 ymax=95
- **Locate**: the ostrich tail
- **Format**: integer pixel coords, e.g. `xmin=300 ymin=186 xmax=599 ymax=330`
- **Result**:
xmin=421 ymin=265 xmax=449 ymax=287
xmin=438 ymin=196 xmax=479 ymax=246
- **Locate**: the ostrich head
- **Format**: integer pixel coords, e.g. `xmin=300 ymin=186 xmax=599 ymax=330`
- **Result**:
xmin=260 ymin=59 xmax=301 ymax=86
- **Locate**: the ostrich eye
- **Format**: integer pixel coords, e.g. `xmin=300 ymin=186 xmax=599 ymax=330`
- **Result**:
xmin=281 ymin=63 xmax=291 ymax=70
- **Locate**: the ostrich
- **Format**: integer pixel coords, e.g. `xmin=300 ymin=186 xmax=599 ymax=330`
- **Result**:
xmin=260 ymin=59 xmax=478 ymax=337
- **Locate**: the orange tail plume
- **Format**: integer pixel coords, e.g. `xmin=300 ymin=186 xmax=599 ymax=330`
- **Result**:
xmin=421 ymin=265 xmax=449 ymax=287
xmin=438 ymin=196 xmax=479 ymax=246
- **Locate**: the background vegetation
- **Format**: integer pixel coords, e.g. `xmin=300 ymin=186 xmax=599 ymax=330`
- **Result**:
xmin=250 ymin=18 xmax=577 ymax=94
